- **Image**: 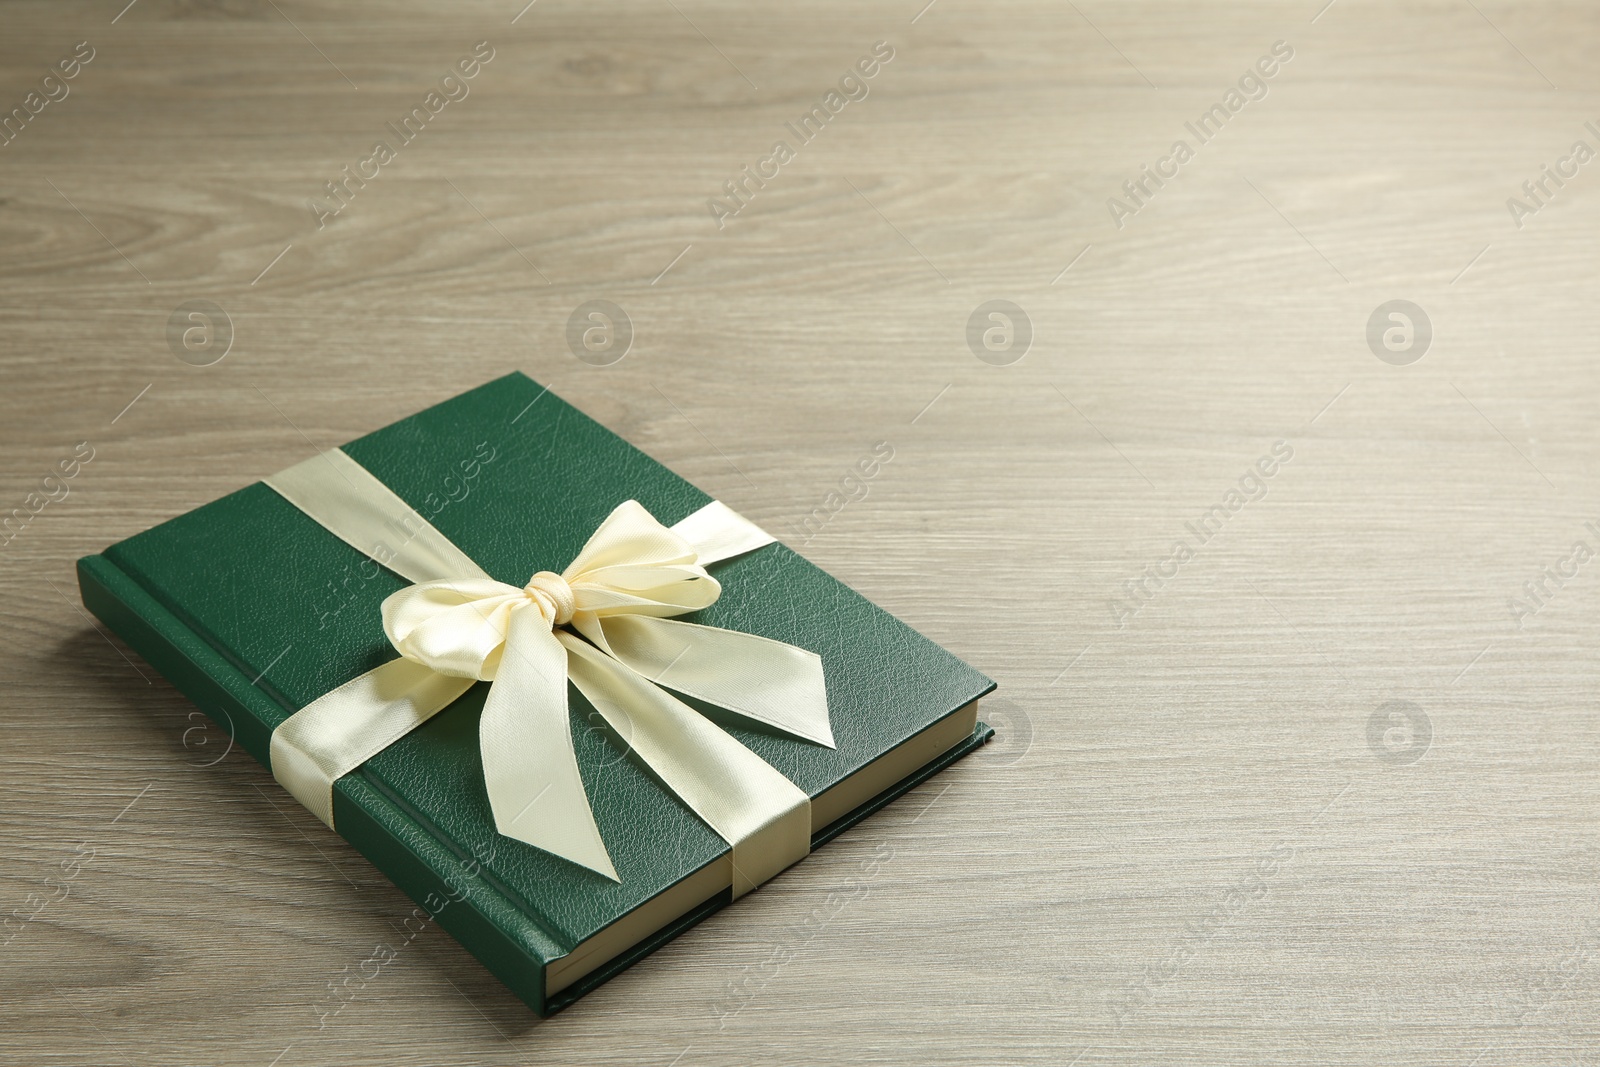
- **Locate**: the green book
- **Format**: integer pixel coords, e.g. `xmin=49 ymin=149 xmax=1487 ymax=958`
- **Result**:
xmin=76 ymin=372 xmax=994 ymax=1015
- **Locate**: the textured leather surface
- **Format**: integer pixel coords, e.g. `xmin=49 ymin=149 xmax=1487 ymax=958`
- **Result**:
xmin=93 ymin=372 xmax=995 ymax=956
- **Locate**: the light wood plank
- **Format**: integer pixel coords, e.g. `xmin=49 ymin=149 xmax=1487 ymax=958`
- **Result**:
xmin=3 ymin=2 xmax=1599 ymax=1064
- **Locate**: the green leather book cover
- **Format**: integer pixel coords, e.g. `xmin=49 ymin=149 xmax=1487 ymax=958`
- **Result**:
xmin=75 ymin=372 xmax=994 ymax=1014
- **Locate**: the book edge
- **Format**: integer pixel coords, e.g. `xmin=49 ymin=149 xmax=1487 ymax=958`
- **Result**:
xmin=545 ymin=718 xmax=995 ymax=1015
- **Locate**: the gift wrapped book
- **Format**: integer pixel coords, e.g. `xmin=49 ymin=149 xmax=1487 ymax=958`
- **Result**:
xmin=77 ymin=373 xmax=994 ymax=1015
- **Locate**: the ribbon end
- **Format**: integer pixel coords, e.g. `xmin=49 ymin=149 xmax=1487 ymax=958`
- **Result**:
xmin=564 ymin=844 xmax=620 ymax=883
xmin=790 ymin=718 xmax=836 ymax=749
xmin=764 ymin=651 xmax=835 ymax=748
xmin=480 ymin=617 xmax=622 ymax=883
xmin=497 ymin=807 xmax=620 ymax=882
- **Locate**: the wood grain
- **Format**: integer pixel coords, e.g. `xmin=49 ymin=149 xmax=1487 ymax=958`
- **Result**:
xmin=3 ymin=1 xmax=1599 ymax=1063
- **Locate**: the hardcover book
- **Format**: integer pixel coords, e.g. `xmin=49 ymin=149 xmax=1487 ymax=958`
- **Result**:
xmin=76 ymin=372 xmax=994 ymax=1015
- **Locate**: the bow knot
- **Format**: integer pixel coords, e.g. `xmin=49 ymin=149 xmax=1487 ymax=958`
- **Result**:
xmin=379 ymin=501 xmax=728 ymax=682
xmin=523 ymin=570 xmax=575 ymax=627
xmin=265 ymin=441 xmax=833 ymax=894
xmin=265 ymin=465 xmax=834 ymax=888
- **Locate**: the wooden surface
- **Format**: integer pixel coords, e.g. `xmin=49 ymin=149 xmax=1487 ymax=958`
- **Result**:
xmin=4 ymin=1 xmax=1599 ymax=1063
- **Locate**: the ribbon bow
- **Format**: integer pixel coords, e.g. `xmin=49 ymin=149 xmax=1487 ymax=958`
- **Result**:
xmin=265 ymin=449 xmax=832 ymax=893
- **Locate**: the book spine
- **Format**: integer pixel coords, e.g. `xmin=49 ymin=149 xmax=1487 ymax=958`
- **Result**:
xmin=75 ymin=553 xmax=568 ymax=1015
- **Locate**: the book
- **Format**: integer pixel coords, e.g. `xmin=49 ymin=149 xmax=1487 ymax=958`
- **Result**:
xmin=76 ymin=372 xmax=994 ymax=1015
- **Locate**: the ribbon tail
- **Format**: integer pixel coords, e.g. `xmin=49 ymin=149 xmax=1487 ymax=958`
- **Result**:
xmin=579 ymin=615 xmax=834 ymax=748
xmin=557 ymin=630 xmax=810 ymax=899
xmin=481 ymin=609 xmax=617 ymax=881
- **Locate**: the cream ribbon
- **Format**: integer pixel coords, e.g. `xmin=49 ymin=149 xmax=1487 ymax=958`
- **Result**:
xmin=263 ymin=448 xmax=831 ymax=897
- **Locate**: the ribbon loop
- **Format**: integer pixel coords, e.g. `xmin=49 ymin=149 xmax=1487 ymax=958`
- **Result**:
xmin=382 ymin=578 xmax=525 ymax=681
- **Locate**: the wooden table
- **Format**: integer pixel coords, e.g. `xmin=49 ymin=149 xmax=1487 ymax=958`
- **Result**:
xmin=4 ymin=2 xmax=1597 ymax=1063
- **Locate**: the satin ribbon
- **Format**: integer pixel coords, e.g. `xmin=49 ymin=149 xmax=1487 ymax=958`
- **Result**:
xmin=262 ymin=447 xmax=832 ymax=896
